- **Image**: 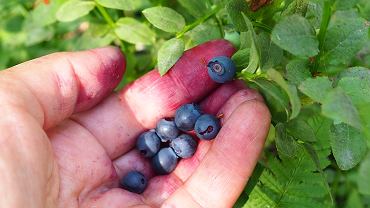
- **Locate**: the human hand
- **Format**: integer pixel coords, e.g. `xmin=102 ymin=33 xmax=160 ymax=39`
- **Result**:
xmin=0 ymin=40 xmax=270 ymax=208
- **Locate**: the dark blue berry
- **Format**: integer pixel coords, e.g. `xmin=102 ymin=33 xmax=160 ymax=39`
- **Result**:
xmin=156 ymin=118 xmax=179 ymax=142
xmin=170 ymin=134 xmax=197 ymax=158
xmin=194 ymin=114 xmax=221 ymax=140
xmin=207 ymin=56 xmax=236 ymax=83
xmin=136 ymin=130 xmax=161 ymax=157
xmin=174 ymin=104 xmax=202 ymax=131
xmin=120 ymin=171 xmax=147 ymax=194
xmin=152 ymin=147 xmax=178 ymax=175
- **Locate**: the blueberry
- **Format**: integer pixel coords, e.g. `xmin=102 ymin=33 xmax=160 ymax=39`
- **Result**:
xmin=120 ymin=171 xmax=147 ymax=194
xmin=170 ymin=134 xmax=197 ymax=158
xmin=156 ymin=118 xmax=179 ymax=142
xmin=194 ymin=114 xmax=221 ymax=140
xmin=174 ymin=104 xmax=202 ymax=131
xmin=136 ymin=130 xmax=161 ymax=157
xmin=207 ymin=56 xmax=236 ymax=83
xmin=152 ymin=147 xmax=178 ymax=175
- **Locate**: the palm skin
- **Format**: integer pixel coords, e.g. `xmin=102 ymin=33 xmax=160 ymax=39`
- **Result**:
xmin=0 ymin=40 xmax=270 ymax=208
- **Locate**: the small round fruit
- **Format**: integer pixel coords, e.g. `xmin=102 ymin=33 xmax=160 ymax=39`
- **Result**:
xmin=194 ymin=114 xmax=221 ymax=140
xmin=120 ymin=171 xmax=147 ymax=194
xmin=207 ymin=56 xmax=236 ymax=83
xmin=152 ymin=147 xmax=178 ymax=175
xmin=136 ymin=130 xmax=161 ymax=157
xmin=174 ymin=103 xmax=202 ymax=131
xmin=156 ymin=118 xmax=179 ymax=142
xmin=170 ymin=134 xmax=197 ymax=158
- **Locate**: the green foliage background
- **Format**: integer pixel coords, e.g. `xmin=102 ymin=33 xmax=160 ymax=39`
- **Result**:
xmin=1 ymin=0 xmax=370 ymax=207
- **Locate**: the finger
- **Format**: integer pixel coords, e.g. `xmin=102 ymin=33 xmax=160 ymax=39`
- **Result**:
xmin=72 ymin=40 xmax=235 ymax=159
xmin=164 ymin=100 xmax=271 ymax=208
xmin=112 ymin=81 xmax=246 ymax=181
xmin=81 ymin=188 xmax=147 ymax=208
xmin=142 ymin=87 xmax=264 ymax=207
xmin=1 ymin=47 xmax=125 ymax=129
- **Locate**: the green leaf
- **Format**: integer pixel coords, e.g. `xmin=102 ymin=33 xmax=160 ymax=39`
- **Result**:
xmin=56 ymin=0 xmax=95 ymax=22
xmin=95 ymin=0 xmax=149 ymax=11
xmin=299 ymin=77 xmax=332 ymax=103
xmin=276 ymin=123 xmax=300 ymax=157
xmin=334 ymin=0 xmax=360 ymax=10
xmin=232 ymin=48 xmax=250 ymax=69
xmin=322 ymin=88 xmax=362 ymax=129
xmin=337 ymin=68 xmax=370 ymax=106
xmin=185 ymin=21 xmax=222 ymax=49
xmin=257 ymin=32 xmax=283 ymax=70
xmin=282 ymin=0 xmax=309 ymax=16
xmin=115 ymin=17 xmax=156 ymax=45
xmin=246 ymin=140 xmax=331 ymax=207
xmin=285 ymin=59 xmax=311 ymax=86
xmin=320 ymin=11 xmax=368 ymax=68
xmin=241 ymin=13 xmax=260 ymax=73
xmin=30 ymin=0 xmax=61 ymax=26
xmin=330 ymin=123 xmax=367 ymax=170
xmin=345 ymin=190 xmax=364 ymax=208
xmin=142 ymin=6 xmax=185 ymax=33
xmin=271 ymin=14 xmax=319 ymax=57
xmin=157 ymin=38 xmax=184 ymax=76
xmin=178 ymin=0 xmax=207 ymax=18
xmin=358 ymin=154 xmax=370 ymax=195
xmin=226 ymin=0 xmax=250 ymax=32
xmin=287 ymin=118 xmax=316 ymax=142
xmin=251 ymin=78 xmax=290 ymax=122
xmin=267 ymin=69 xmax=301 ymax=119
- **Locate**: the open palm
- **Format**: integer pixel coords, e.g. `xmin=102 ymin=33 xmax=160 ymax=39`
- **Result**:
xmin=0 ymin=40 xmax=270 ymax=208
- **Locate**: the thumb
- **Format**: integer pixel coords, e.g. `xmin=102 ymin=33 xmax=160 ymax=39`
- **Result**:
xmin=0 ymin=47 xmax=125 ymax=129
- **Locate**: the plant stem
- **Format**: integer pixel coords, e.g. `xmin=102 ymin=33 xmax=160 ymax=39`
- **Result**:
xmin=252 ymin=21 xmax=272 ymax=33
xmin=176 ymin=6 xmax=221 ymax=39
xmin=95 ymin=2 xmax=127 ymax=53
xmin=313 ymin=0 xmax=332 ymax=72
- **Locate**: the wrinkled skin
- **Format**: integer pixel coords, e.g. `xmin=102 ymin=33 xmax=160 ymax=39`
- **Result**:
xmin=0 ymin=40 xmax=270 ymax=208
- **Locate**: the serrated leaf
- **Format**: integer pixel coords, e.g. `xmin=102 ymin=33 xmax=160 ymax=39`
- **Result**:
xmin=142 ymin=6 xmax=185 ymax=33
xmin=330 ymin=123 xmax=367 ymax=170
xmin=56 ymin=0 xmax=95 ymax=22
xmin=115 ymin=17 xmax=156 ymax=45
xmin=158 ymin=38 xmax=184 ymax=76
xmin=322 ymin=88 xmax=362 ymax=129
xmin=285 ymin=59 xmax=311 ymax=86
xmin=358 ymin=154 xmax=370 ymax=195
xmin=96 ymin=0 xmax=149 ymax=11
xmin=267 ymin=69 xmax=301 ymax=119
xmin=271 ymin=14 xmax=319 ymax=57
xmin=178 ymin=0 xmax=207 ymax=18
xmin=299 ymin=77 xmax=332 ymax=103
xmin=276 ymin=123 xmax=300 ymax=157
xmin=320 ymin=11 xmax=368 ymax=68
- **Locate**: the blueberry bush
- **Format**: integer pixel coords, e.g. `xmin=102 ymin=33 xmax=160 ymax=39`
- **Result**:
xmin=1 ymin=0 xmax=370 ymax=207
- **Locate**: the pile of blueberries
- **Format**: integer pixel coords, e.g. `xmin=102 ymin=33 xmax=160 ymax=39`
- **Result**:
xmin=120 ymin=56 xmax=236 ymax=194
